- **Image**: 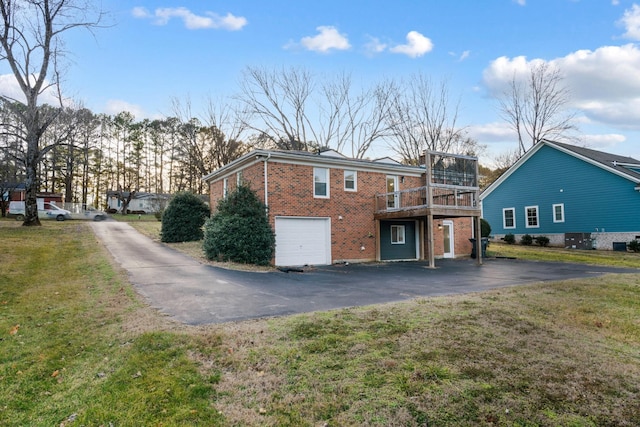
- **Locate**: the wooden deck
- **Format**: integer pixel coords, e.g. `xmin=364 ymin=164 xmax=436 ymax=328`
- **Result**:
xmin=374 ymin=185 xmax=481 ymax=219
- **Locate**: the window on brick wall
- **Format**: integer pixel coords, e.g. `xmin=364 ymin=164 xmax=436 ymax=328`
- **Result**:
xmin=344 ymin=170 xmax=357 ymax=191
xmin=314 ymin=167 xmax=329 ymax=198
xmin=223 ymin=178 xmax=228 ymax=197
xmin=237 ymin=170 xmax=243 ymax=186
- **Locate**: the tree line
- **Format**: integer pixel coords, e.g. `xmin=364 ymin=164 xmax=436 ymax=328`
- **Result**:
xmin=1 ymin=66 xmax=486 ymax=213
xmin=0 ymin=0 xmax=573 ymax=224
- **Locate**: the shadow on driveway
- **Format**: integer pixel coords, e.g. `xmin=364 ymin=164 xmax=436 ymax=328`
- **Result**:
xmin=90 ymin=221 xmax=639 ymax=325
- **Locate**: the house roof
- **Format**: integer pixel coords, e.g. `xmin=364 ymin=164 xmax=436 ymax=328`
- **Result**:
xmin=202 ymin=149 xmax=426 ymax=182
xmin=480 ymin=139 xmax=640 ymax=200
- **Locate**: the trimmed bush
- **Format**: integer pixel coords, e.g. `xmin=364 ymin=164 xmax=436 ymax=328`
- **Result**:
xmin=628 ymin=240 xmax=640 ymax=252
xmin=535 ymin=235 xmax=550 ymax=247
xmin=160 ymin=192 xmax=211 ymax=243
xmin=203 ymin=185 xmax=275 ymax=265
xmin=504 ymin=233 xmax=516 ymax=244
xmin=480 ymin=218 xmax=492 ymax=238
xmin=521 ymin=234 xmax=533 ymax=246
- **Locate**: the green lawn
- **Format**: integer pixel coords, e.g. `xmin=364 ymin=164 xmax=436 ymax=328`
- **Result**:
xmin=1 ymin=220 xmax=639 ymax=426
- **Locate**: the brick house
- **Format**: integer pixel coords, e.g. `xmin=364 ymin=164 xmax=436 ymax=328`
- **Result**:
xmin=203 ymin=149 xmax=483 ymax=267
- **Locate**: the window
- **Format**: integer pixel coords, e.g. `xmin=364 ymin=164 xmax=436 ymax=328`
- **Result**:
xmin=525 ymin=205 xmax=539 ymax=228
xmin=553 ymin=203 xmax=564 ymax=223
xmin=391 ymin=225 xmax=405 ymax=244
xmin=344 ymin=170 xmax=357 ymax=191
xmin=314 ymin=167 xmax=329 ymax=198
xmin=223 ymin=178 xmax=228 ymax=197
xmin=387 ymin=175 xmax=399 ymax=209
xmin=237 ymin=170 xmax=243 ymax=186
xmin=503 ymin=208 xmax=515 ymax=229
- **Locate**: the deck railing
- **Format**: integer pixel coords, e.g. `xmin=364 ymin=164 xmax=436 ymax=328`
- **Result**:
xmin=375 ymin=185 xmax=479 ymax=213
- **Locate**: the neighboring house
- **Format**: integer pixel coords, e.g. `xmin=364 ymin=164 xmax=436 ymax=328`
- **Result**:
xmin=1 ymin=183 xmax=62 ymax=204
xmin=480 ymin=139 xmax=640 ymax=250
xmin=203 ymin=148 xmax=483 ymax=267
xmin=106 ymin=191 xmax=170 ymax=214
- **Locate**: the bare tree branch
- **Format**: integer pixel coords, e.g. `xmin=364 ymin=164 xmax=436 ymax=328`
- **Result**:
xmin=499 ymin=62 xmax=577 ymax=156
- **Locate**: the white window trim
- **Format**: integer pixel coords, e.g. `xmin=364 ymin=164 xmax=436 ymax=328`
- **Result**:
xmin=344 ymin=170 xmax=357 ymax=192
xmin=314 ymin=167 xmax=330 ymax=198
xmin=223 ymin=177 xmax=228 ymax=197
xmin=525 ymin=205 xmax=539 ymax=228
xmin=553 ymin=203 xmax=565 ymax=223
xmin=391 ymin=225 xmax=406 ymax=244
xmin=502 ymin=207 xmax=516 ymax=229
xmin=237 ymin=170 xmax=243 ymax=186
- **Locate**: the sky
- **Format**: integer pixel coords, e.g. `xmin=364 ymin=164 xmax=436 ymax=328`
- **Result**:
xmin=3 ymin=0 xmax=640 ymax=166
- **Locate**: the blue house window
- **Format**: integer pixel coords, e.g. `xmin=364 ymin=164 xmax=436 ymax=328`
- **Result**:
xmin=553 ymin=203 xmax=564 ymax=223
xmin=503 ymin=208 xmax=515 ymax=229
xmin=525 ymin=206 xmax=539 ymax=228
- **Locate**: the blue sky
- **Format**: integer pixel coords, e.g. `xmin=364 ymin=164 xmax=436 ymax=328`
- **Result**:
xmin=3 ymin=0 xmax=640 ymax=165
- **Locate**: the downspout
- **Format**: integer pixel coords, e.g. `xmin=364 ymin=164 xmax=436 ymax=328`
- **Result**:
xmin=263 ymin=153 xmax=271 ymax=207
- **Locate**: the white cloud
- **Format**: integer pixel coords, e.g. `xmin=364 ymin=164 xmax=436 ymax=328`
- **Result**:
xmin=389 ymin=31 xmax=433 ymax=58
xmin=296 ymin=26 xmax=351 ymax=53
xmin=582 ymin=133 xmax=626 ymax=149
xmin=131 ymin=6 xmax=149 ymax=19
xmin=104 ymin=99 xmax=146 ymax=119
xmin=364 ymin=36 xmax=387 ymax=56
xmin=468 ymin=122 xmax=518 ymax=142
xmin=133 ymin=6 xmax=247 ymax=31
xmin=482 ymin=44 xmax=640 ymax=130
xmin=0 ymin=73 xmax=64 ymax=106
xmin=619 ymin=4 xmax=640 ymax=39
xmin=514 ymin=0 xmax=526 ymax=5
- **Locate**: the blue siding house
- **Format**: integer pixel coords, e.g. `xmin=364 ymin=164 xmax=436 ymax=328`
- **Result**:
xmin=480 ymin=140 xmax=640 ymax=249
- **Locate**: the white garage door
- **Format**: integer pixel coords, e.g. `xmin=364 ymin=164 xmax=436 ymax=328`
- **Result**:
xmin=275 ymin=217 xmax=331 ymax=266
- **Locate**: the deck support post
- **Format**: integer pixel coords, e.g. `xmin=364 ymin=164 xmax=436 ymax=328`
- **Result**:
xmin=427 ymin=214 xmax=435 ymax=268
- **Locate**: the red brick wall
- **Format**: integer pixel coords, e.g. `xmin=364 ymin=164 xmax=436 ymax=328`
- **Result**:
xmin=208 ymin=158 xmax=474 ymax=263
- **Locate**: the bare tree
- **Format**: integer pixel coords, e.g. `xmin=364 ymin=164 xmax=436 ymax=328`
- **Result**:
xmin=499 ymin=62 xmax=577 ymax=156
xmin=387 ymin=74 xmax=471 ymax=164
xmin=320 ymin=73 xmax=393 ymax=158
xmin=238 ymin=66 xmax=317 ymax=151
xmin=238 ymin=66 xmax=394 ymax=158
xmin=0 ymin=0 xmax=103 ymax=225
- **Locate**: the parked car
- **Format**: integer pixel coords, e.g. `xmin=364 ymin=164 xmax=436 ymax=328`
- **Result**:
xmin=77 ymin=207 xmax=108 ymax=221
xmin=8 ymin=200 xmax=72 ymax=221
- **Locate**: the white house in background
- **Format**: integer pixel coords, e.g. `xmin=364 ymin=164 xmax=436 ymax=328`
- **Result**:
xmin=106 ymin=191 xmax=170 ymax=214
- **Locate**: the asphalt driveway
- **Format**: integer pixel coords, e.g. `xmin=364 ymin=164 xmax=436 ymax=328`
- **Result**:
xmin=90 ymin=221 xmax=639 ymax=325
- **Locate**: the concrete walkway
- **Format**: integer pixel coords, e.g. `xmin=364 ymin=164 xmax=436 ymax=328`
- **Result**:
xmin=90 ymin=220 xmax=638 ymax=325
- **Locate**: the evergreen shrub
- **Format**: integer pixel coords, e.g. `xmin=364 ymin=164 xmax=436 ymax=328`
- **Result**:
xmin=203 ymin=185 xmax=275 ymax=265
xmin=480 ymin=218 xmax=492 ymax=238
xmin=160 ymin=192 xmax=210 ymax=243
xmin=504 ymin=233 xmax=516 ymax=244
xmin=521 ymin=234 xmax=533 ymax=245
xmin=535 ymin=236 xmax=550 ymax=247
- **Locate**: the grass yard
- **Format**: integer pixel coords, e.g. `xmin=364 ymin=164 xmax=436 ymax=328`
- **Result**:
xmin=1 ymin=219 xmax=639 ymax=426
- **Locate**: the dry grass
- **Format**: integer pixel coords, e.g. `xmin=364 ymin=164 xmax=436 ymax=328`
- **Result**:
xmin=2 ymin=219 xmax=639 ymax=426
xmin=197 ymin=275 xmax=640 ymax=426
